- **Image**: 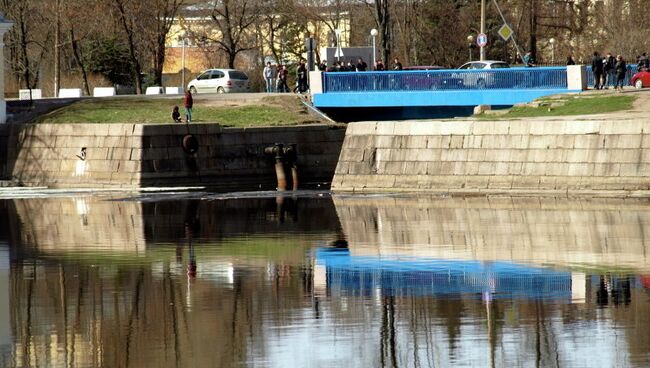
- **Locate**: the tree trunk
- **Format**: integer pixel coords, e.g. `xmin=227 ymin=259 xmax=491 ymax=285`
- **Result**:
xmin=69 ymin=28 xmax=90 ymax=96
xmin=114 ymin=0 xmax=143 ymax=94
xmin=154 ymin=33 xmax=166 ymax=86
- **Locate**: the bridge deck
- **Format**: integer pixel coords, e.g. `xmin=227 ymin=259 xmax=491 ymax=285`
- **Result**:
xmin=313 ymin=88 xmax=574 ymax=107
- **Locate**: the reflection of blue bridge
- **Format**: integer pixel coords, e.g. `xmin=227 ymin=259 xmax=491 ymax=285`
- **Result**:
xmin=315 ymin=248 xmax=572 ymax=300
xmin=313 ymin=67 xmax=576 ymax=109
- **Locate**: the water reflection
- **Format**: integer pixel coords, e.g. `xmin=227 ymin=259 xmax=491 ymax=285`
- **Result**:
xmin=1 ymin=194 xmax=650 ymax=367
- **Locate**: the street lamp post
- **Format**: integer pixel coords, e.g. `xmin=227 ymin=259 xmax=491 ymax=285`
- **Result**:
xmin=467 ymin=35 xmax=474 ymax=61
xmin=549 ymin=38 xmax=556 ymax=65
xmin=480 ymin=0 xmax=486 ymax=61
xmin=178 ymin=37 xmax=187 ymax=90
xmin=370 ymin=28 xmax=378 ymax=69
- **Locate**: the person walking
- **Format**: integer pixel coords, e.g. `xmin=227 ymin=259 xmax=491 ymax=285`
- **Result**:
xmin=296 ymin=59 xmax=309 ymax=93
xmin=591 ymin=51 xmax=604 ymax=90
xmin=604 ymin=52 xmax=616 ymax=89
xmin=615 ymin=55 xmax=627 ymax=92
xmin=183 ymin=89 xmax=193 ymax=122
xmin=522 ymin=51 xmax=536 ymax=67
xmin=277 ymin=64 xmax=289 ymax=93
xmin=263 ymin=62 xmax=275 ymax=93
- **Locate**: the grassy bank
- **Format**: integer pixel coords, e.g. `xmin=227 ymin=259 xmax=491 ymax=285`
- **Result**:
xmin=34 ymin=95 xmax=325 ymax=127
xmin=480 ymin=94 xmax=636 ymax=119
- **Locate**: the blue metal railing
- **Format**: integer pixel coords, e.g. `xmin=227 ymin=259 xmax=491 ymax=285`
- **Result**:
xmin=322 ymin=67 xmax=568 ymax=93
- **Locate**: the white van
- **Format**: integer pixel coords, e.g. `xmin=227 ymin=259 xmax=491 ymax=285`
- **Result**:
xmin=187 ymin=69 xmax=250 ymax=94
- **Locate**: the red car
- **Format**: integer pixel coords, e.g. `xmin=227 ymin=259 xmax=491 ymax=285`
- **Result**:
xmin=631 ymin=68 xmax=650 ymax=89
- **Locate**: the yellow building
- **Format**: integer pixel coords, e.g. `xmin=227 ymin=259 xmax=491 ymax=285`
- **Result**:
xmin=163 ymin=9 xmax=351 ymax=75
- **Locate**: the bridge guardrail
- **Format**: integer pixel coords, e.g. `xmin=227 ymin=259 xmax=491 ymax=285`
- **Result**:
xmin=322 ymin=67 xmax=568 ymax=93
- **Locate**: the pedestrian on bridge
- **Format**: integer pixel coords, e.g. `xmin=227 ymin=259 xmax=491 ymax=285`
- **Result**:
xmin=615 ymin=55 xmax=627 ymax=92
xmin=604 ymin=53 xmax=616 ymax=89
xmin=263 ymin=62 xmax=275 ymax=93
xmin=591 ymin=51 xmax=604 ymax=90
xmin=393 ymin=58 xmax=403 ymax=70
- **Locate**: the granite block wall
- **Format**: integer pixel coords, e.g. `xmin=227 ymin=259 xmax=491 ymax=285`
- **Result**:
xmin=333 ymin=119 xmax=650 ymax=194
xmin=1 ymin=123 xmax=345 ymax=188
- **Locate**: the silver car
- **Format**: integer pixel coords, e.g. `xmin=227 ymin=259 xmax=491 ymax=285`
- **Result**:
xmin=187 ymin=68 xmax=250 ymax=94
xmin=456 ymin=60 xmax=510 ymax=88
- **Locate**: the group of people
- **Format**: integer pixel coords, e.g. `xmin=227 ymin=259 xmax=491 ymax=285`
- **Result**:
xmin=317 ymin=57 xmax=403 ymax=72
xmin=263 ymin=59 xmax=309 ymax=93
xmin=591 ymin=51 xmax=628 ymax=91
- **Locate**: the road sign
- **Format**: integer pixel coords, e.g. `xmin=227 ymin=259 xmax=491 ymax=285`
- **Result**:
xmin=477 ymin=33 xmax=488 ymax=47
xmin=498 ymin=24 xmax=513 ymax=41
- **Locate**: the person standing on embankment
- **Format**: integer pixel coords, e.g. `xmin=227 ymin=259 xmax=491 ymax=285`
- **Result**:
xmin=184 ymin=89 xmax=193 ymax=122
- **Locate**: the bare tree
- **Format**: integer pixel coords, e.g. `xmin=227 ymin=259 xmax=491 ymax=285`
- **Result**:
xmin=1 ymin=0 xmax=51 ymax=90
xmin=364 ymin=0 xmax=392 ymax=65
xmin=206 ymin=0 xmax=261 ymax=69
xmin=150 ymin=0 xmax=186 ymax=86
xmin=112 ymin=0 xmax=145 ymax=93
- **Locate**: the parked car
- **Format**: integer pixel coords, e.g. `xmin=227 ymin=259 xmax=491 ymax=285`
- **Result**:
xmin=456 ymin=60 xmax=510 ymax=88
xmin=187 ymin=69 xmax=250 ymax=94
xmin=631 ymin=68 xmax=650 ymax=89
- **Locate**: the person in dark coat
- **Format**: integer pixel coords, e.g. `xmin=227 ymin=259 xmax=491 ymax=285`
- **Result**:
xmin=172 ymin=106 xmax=182 ymax=123
xmin=615 ymin=55 xmax=627 ymax=92
xmin=393 ymin=57 xmax=403 ymax=70
xmin=566 ymin=55 xmax=575 ymax=65
xmin=603 ymin=52 xmax=616 ymax=89
xmin=356 ymin=58 xmax=368 ymax=71
xmin=183 ymin=90 xmax=193 ymax=122
xmin=591 ymin=51 xmax=604 ymax=90
xmin=295 ymin=59 xmax=309 ymax=93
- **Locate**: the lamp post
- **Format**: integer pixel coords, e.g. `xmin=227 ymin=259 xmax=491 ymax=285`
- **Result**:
xmin=178 ymin=36 xmax=187 ymax=90
xmin=370 ymin=28 xmax=378 ymax=69
xmin=480 ymin=0 xmax=486 ymax=61
xmin=467 ymin=35 xmax=474 ymax=61
xmin=549 ymin=38 xmax=556 ymax=65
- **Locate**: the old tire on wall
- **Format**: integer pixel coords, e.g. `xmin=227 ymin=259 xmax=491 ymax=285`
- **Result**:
xmin=182 ymin=134 xmax=199 ymax=155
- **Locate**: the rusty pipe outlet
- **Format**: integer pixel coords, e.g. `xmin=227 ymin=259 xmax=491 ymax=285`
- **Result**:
xmin=284 ymin=144 xmax=298 ymax=190
xmin=264 ymin=143 xmax=287 ymax=191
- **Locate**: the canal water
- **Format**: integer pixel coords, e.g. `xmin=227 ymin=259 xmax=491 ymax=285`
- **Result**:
xmin=1 ymin=191 xmax=650 ymax=368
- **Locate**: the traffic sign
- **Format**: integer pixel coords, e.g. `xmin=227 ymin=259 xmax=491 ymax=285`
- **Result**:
xmin=477 ymin=33 xmax=488 ymax=47
xmin=498 ymin=24 xmax=513 ymax=41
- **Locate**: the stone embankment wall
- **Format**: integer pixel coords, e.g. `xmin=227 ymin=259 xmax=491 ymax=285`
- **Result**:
xmin=0 ymin=123 xmax=345 ymax=188
xmin=333 ymin=120 xmax=650 ymax=194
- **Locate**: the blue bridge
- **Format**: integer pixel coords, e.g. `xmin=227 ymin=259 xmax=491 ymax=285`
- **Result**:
xmin=311 ymin=65 xmax=638 ymax=121
xmin=314 ymin=67 xmax=573 ymax=108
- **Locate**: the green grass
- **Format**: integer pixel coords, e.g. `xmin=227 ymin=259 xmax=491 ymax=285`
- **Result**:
xmin=34 ymin=96 xmax=322 ymax=127
xmin=480 ymin=94 xmax=636 ymax=119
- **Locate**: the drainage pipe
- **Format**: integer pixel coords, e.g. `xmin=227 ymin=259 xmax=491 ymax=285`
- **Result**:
xmin=284 ymin=143 xmax=299 ymax=190
xmin=264 ymin=143 xmax=287 ymax=191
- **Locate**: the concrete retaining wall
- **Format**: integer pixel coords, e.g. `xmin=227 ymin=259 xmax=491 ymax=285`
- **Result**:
xmin=0 ymin=123 xmax=345 ymax=188
xmin=332 ymin=119 xmax=650 ymax=194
